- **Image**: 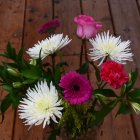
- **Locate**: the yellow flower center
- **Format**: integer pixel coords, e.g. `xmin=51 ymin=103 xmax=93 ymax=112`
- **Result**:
xmin=35 ymin=98 xmax=52 ymax=113
xmin=102 ymin=42 xmax=116 ymax=54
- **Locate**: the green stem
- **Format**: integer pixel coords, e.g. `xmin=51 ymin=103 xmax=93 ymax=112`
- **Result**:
xmin=100 ymin=82 xmax=107 ymax=89
xmin=80 ymin=39 xmax=86 ymax=66
xmin=58 ymin=51 xmax=65 ymax=74
xmin=51 ymin=54 xmax=55 ymax=74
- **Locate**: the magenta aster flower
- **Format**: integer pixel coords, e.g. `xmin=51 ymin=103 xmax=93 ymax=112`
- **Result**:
xmin=59 ymin=71 xmax=93 ymax=104
xmin=37 ymin=19 xmax=61 ymax=34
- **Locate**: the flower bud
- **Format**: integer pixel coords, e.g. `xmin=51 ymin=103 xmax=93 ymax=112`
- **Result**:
xmin=95 ymin=94 xmax=108 ymax=101
xmin=7 ymin=67 xmax=20 ymax=77
xmin=12 ymin=82 xmax=23 ymax=88
xmin=131 ymin=102 xmax=140 ymax=114
xmin=29 ymin=59 xmax=37 ymax=66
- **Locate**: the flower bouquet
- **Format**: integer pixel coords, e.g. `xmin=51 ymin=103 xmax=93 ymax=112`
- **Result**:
xmin=0 ymin=15 xmax=140 ymax=140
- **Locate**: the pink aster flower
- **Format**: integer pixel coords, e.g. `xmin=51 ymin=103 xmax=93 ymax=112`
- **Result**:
xmin=59 ymin=71 xmax=93 ymax=104
xmin=37 ymin=19 xmax=61 ymax=34
xmin=100 ymin=61 xmax=129 ymax=89
xmin=74 ymin=15 xmax=102 ymax=39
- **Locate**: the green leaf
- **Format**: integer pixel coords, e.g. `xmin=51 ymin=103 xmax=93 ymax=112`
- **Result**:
xmin=130 ymin=98 xmax=140 ymax=104
xmin=120 ymin=84 xmax=126 ymax=97
xmin=17 ymin=47 xmax=24 ymax=61
xmin=6 ymin=42 xmax=16 ymax=60
xmin=77 ymin=62 xmax=89 ymax=74
xmin=48 ymin=129 xmax=60 ymax=140
xmin=92 ymin=100 xmax=117 ymax=125
xmin=56 ymin=62 xmax=68 ymax=68
xmin=94 ymin=89 xmax=117 ymax=97
xmin=3 ymin=84 xmax=13 ymax=92
xmin=22 ymin=79 xmax=36 ymax=85
xmin=126 ymin=69 xmax=138 ymax=91
xmin=0 ymin=94 xmax=12 ymax=122
xmin=21 ymin=65 xmax=42 ymax=80
xmin=128 ymin=89 xmax=140 ymax=99
xmin=53 ymin=62 xmax=68 ymax=85
xmin=10 ymin=92 xmax=21 ymax=107
xmin=53 ymin=68 xmax=61 ymax=85
xmin=116 ymin=101 xmax=131 ymax=116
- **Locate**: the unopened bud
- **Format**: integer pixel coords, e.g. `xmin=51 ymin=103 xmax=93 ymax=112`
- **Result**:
xmin=7 ymin=67 xmax=20 ymax=77
xmin=12 ymin=82 xmax=23 ymax=88
xmin=131 ymin=102 xmax=140 ymax=114
xmin=95 ymin=94 xmax=108 ymax=101
xmin=29 ymin=59 xmax=37 ymax=66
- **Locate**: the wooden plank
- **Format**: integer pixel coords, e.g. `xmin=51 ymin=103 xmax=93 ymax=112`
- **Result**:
xmin=13 ymin=0 xmax=53 ymax=140
xmin=0 ymin=0 xmax=25 ymax=140
xmin=108 ymin=0 xmax=140 ymax=139
xmin=82 ymin=0 xmax=136 ymax=140
xmin=82 ymin=0 xmax=114 ymax=139
xmin=54 ymin=0 xmax=81 ymax=55
xmin=137 ymin=0 xmax=140 ymax=10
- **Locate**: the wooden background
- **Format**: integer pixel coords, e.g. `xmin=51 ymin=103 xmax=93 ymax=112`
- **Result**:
xmin=0 ymin=0 xmax=140 ymax=140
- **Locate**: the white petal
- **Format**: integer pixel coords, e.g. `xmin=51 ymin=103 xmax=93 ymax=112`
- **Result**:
xmin=27 ymin=34 xmax=71 ymax=59
xmin=88 ymin=31 xmax=133 ymax=65
xmin=18 ymin=80 xmax=63 ymax=128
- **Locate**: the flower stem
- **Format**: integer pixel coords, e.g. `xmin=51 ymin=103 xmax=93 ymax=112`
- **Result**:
xmin=100 ymin=82 xmax=107 ymax=89
xmin=80 ymin=39 xmax=84 ymax=67
xmin=80 ymin=39 xmax=86 ymax=66
xmin=58 ymin=51 xmax=65 ymax=74
xmin=51 ymin=54 xmax=55 ymax=73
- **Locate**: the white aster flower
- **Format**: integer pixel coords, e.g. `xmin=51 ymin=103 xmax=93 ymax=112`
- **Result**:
xmin=27 ymin=34 xmax=71 ymax=59
xmin=88 ymin=31 xmax=133 ymax=65
xmin=18 ymin=80 xmax=63 ymax=128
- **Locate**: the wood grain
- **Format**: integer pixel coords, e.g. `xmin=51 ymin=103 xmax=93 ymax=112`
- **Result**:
xmin=1 ymin=0 xmax=140 ymax=139
xmin=83 ymin=0 xmax=137 ymax=139
xmin=54 ymin=0 xmax=81 ymax=55
xmin=109 ymin=0 xmax=140 ymax=139
xmin=13 ymin=0 xmax=53 ymax=140
xmin=0 ymin=0 xmax=25 ymax=140
xmin=81 ymin=0 xmax=115 ymax=140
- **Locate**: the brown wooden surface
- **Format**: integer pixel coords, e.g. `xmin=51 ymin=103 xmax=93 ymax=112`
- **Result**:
xmin=0 ymin=0 xmax=140 ymax=140
xmin=0 ymin=0 xmax=25 ymax=140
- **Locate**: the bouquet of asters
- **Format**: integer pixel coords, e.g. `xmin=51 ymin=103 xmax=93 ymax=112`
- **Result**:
xmin=0 ymin=15 xmax=139 ymax=140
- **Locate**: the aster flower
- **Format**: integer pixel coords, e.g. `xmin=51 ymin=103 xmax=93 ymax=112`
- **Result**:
xmin=59 ymin=71 xmax=93 ymax=104
xmin=27 ymin=34 xmax=71 ymax=59
xmin=18 ymin=80 xmax=63 ymax=128
xmin=88 ymin=31 xmax=133 ymax=65
xmin=37 ymin=19 xmax=61 ymax=34
xmin=100 ymin=61 xmax=129 ymax=89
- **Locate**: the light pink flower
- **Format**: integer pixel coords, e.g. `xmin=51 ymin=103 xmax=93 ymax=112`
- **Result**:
xmin=74 ymin=15 xmax=102 ymax=39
